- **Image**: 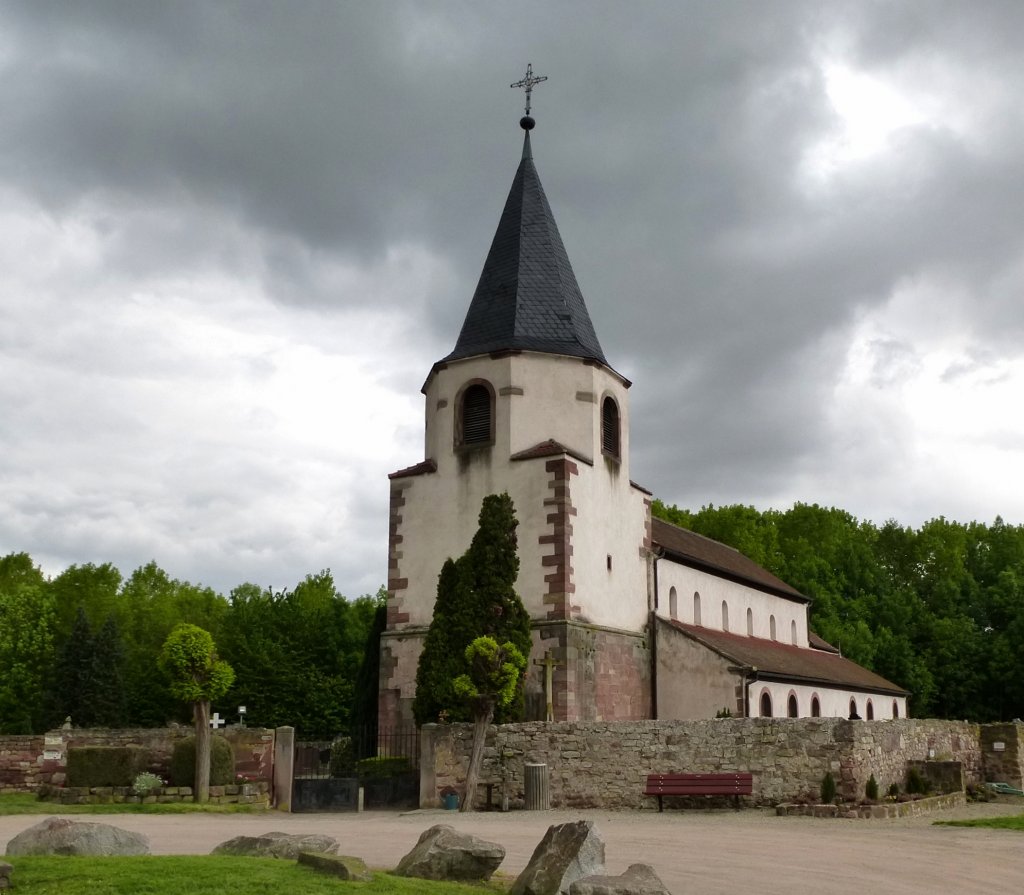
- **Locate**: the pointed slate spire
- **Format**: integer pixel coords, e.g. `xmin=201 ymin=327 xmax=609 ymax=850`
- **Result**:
xmin=442 ymin=116 xmax=608 ymax=367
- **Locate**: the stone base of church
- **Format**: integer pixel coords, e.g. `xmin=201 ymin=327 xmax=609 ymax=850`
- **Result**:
xmin=378 ymin=620 xmax=652 ymax=727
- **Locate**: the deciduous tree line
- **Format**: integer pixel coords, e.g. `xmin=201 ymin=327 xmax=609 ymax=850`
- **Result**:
xmin=0 ymin=553 xmax=382 ymax=738
xmin=653 ymin=501 xmax=1024 ymax=721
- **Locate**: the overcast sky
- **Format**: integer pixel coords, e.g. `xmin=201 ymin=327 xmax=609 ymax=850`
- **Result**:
xmin=2 ymin=1 xmax=1022 ymax=598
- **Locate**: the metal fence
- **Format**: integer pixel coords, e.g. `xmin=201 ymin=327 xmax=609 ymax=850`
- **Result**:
xmin=293 ymin=725 xmax=420 ymax=780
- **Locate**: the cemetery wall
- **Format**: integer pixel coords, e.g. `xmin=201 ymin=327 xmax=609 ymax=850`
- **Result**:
xmin=0 ymin=727 xmax=275 ymax=792
xmin=422 ymin=717 xmax=992 ymax=809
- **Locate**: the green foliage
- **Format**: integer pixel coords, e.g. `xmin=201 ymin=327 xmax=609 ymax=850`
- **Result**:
xmin=349 ymin=598 xmax=387 ymax=743
xmin=715 ymin=707 xmax=733 ymax=718
xmin=355 ymin=756 xmax=412 ymax=779
xmin=820 ymin=771 xmax=837 ymax=804
xmin=159 ymin=624 xmax=235 ymax=705
xmin=414 ymin=493 xmax=532 ymax=725
xmin=452 ymin=636 xmax=527 ymax=718
xmin=132 ymin=772 xmax=164 ymax=796
xmin=888 ymin=782 xmax=900 ymax=798
xmin=7 ymin=854 xmax=504 ymax=895
xmin=329 ymin=738 xmax=355 ymax=777
xmin=169 ymin=735 xmax=234 ymax=787
xmin=865 ymin=774 xmax=879 ymax=801
xmin=66 ymin=745 xmax=149 ymax=787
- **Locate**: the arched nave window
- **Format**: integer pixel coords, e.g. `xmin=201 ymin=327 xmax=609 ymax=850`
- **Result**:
xmin=669 ymin=587 xmax=678 ymax=619
xmin=790 ymin=619 xmax=797 ymax=645
xmin=693 ymin=592 xmax=701 ymax=626
xmin=769 ymin=615 xmax=777 ymax=641
xmin=721 ymin=601 xmax=729 ymax=632
xmin=746 ymin=608 xmax=753 ymax=636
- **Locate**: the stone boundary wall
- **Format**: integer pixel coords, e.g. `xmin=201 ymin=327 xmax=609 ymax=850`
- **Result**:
xmin=51 ymin=781 xmax=270 ymax=808
xmin=0 ymin=727 xmax=276 ymax=792
xmin=0 ymin=736 xmax=45 ymax=794
xmin=422 ymin=718 xmax=992 ymax=809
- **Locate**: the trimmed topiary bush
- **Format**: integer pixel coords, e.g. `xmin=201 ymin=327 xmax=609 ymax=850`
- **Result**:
xmin=66 ymin=745 xmax=149 ymax=787
xmin=169 ymin=735 xmax=235 ymax=787
xmin=820 ymin=771 xmax=837 ymax=804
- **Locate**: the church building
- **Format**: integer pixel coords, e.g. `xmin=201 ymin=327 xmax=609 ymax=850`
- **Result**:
xmin=379 ymin=74 xmax=908 ymax=728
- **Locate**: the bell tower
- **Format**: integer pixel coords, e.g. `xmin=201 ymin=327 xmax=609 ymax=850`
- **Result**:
xmin=380 ymin=69 xmax=653 ymax=727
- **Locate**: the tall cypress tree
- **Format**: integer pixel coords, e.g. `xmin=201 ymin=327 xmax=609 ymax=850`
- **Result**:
xmin=413 ymin=493 xmax=532 ymax=725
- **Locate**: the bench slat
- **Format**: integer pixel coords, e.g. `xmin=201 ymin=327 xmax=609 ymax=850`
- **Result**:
xmin=643 ymin=772 xmax=753 ymax=810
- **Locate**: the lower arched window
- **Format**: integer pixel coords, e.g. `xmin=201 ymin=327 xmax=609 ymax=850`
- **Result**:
xmin=892 ymin=700 xmax=899 ymax=719
xmin=866 ymin=699 xmax=874 ymax=720
xmin=787 ymin=693 xmax=798 ymax=718
xmin=811 ymin=695 xmax=821 ymax=717
xmin=760 ymin=691 xmax=773 ymax=718
xmin=849 ymin=698 xmax=859 ymax=719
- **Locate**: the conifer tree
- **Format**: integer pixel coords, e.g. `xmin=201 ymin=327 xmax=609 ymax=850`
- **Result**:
xmin=413 ymin=493 xmax=532 ymax=726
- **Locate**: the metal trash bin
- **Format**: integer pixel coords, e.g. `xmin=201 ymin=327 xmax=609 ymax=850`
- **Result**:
xmin=524 ymin=762 xmax=550 ymax=810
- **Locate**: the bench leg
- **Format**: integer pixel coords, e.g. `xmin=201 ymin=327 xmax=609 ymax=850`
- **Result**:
xmin=658 ymin=795 xmax=663 ymax=813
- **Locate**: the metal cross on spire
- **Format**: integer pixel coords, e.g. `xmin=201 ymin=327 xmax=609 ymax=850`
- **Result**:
xmin=511 ymin=63 xmax=548 ymax=116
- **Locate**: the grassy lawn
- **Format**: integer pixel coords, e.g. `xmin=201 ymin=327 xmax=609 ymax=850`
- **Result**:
xmin=0 ymin=794 xmax=263 ymax=816
xmin=3 ymin=856 xmax=507 ymax=895
xmin=936 ymin=812 xmax=1024 ymax=831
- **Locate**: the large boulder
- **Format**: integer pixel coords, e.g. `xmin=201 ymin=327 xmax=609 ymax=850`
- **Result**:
xmin=211 ymin=831 xmax=339 ymax=859
xmin=569 ymin=863 xmax=671 ymax=895
xmin=394 ymin=824 xmax=505 ymax=882
xmin=510 ymin=820 xmax=605 ymax=895
xmin=5 ymin=818 xmax=150 ymax=856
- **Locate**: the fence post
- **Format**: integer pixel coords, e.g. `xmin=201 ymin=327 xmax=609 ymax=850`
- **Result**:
xmin=419 ymin=724 xmax=437 ymax=809
xmin=273 ymin=726 xmax=294 ymax=812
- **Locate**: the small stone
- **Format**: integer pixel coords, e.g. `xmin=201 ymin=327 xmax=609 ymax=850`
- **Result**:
xmin=298 ymin=851 xmax=373 ymax=881
xmin=570 ymin=863 xmax=670 ymax=895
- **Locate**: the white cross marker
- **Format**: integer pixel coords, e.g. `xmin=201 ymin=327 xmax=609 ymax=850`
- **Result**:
xmin=210 ymin=712 xmax=225 ymax=729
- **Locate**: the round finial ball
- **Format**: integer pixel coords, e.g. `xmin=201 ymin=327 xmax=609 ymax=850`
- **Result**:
xmin=520 ymin=115 xmax=535 ymax=131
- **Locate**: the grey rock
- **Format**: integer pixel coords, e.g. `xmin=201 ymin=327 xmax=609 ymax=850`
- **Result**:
xmin=297 ymin=851 xmax=373 ymax=881
xmin=510 ymin=820 xmax=606 ymax=895
xmin=569 ymin=863 xmax=670 ymax=895
xmin=5 ymin=818 xmax=150 ymax=856
xmin=211 ymin=831 xmax=339 ymax=859
xmin=395 ymin=824 xmax=505 ymax=882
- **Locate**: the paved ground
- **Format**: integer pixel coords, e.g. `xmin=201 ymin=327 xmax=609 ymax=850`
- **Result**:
xmin=2 ymin=801 xmax=1023 ymax=894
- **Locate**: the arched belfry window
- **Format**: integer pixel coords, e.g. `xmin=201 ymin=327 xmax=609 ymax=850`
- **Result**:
xmin=456 ymin=381 xmax=494 ymax=448
xmin=601 ymin=396 xmax=620 ymax=460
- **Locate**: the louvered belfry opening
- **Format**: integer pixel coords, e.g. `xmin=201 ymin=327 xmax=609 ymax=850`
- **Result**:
xmin=601 ymin=396 xmax=620 ymax=459
xmin=461 ymin=384 xmax=492 ymax=445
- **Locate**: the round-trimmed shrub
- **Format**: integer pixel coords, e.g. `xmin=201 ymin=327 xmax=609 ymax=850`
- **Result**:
xmin=865 ymin=774 xmax=879 ymax=801
xmin=169 ymin=735 xmax=235 ymax=787
xmin=820 ymin=771 xmax=837 ymax=804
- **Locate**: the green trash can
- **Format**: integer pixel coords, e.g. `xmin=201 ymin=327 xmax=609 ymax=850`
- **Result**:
xmin=443 ymin=792 xmax=459 ymax=810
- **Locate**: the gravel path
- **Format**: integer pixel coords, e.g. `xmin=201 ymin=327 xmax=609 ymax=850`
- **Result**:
xmin=2 ymin=801 xmax=1022 ymax=894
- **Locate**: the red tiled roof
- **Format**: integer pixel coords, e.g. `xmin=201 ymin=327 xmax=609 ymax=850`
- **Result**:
xmin=808 ymin=631 xmax=840 ymax=654
xmin=652 ymin=517 xmax=808 ymax=603
xmin=662 ymin=618 xmax=909 ymax=695
xmin=388 ymin=459 xmax=437 ymax=480
xmin=509 ymin=439 xmax=593 ymax=466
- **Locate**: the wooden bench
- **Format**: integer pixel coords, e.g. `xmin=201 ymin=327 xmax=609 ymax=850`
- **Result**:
xmin=644 ymin=772 xmax=753 ymax=811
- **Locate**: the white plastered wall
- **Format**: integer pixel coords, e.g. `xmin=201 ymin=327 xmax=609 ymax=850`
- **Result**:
xmin=656 ymin=560 xmax=809 ymax=647
xmin=751 ymin=680 xmax=908 ymax=720
xmin=397 ymin=351 xmax=647 ymax=632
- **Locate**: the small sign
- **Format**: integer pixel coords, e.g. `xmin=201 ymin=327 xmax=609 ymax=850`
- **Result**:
xmin=44 ymin=736 xmax=62 ymax=746
xmin=994 ymin=741 xmax=1005 ymax=752
xmin=42 ymin=750 xmax=62 ymax=761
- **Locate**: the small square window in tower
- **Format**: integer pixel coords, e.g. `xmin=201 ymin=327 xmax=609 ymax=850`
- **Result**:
xmin=601 ymin=396 xmax=620 ymax=459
